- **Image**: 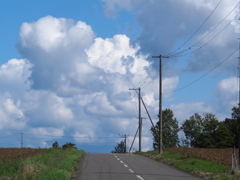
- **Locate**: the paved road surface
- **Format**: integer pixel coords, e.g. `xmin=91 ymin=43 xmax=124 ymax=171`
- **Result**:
xmin=74 ymin=153 xmax=202 ymax=180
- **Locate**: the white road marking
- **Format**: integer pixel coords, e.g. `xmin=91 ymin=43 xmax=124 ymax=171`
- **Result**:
xmin=129 ymin=169 xmax=134 ymax=173
xmin=124 ymin=164 xmax=128 ymax=167
xmin=120 ymin=161 xmax=124 ymax=163
xmin=136 ymin=175 xmax=144 ymax=180
xmin=117 ymin=158 xmax=120 ymax=160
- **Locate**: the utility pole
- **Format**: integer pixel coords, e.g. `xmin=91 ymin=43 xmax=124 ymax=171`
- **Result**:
xmin=238 ymin=1 xmax=240 ymax=166
xmin=119 ymin=134 xmax=128 ymax=153
xmin=129 ymin=88 xmax=141 ymax=152
xmin=21 ymin=133 xmax=23 ymax=148
xmin=238 ymin=48 xmax=240 ymax=167
xmin=152 ymin=55 xmax=169 ymax=154
xmin=124 ymin=134 xmax=127 ymax=153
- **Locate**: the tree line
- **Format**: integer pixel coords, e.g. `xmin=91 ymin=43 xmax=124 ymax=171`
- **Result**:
xmin=151 ymin=107 xmax=240 ymax=149
xmin=112 ymin=106 xmax=240 ymax=153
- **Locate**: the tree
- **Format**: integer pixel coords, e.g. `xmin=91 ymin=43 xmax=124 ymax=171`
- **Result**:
xmin=181 ymin=113 xmax=205 ymax=147
xmin=62 ymin=142 xmax=77 ymax=149
xmin=194 ymin=114 xmax=219 ymax=148
xmin=223 ymin=107 xmax=240 ymax=148
xmin=182 ymin=113 xmax=234 ymax=148
xmin=215 ymin=122 xmax=234 ymax=148
xmin=150 ymin=108 xmax=180 ymax=149
xmin=52 ymin=141 xmax=59 ymax=149
xmin=112 ymin=140 xmax=126 ymax=153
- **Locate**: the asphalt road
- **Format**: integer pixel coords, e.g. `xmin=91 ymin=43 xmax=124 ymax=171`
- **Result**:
xmin=74 ymin=153 xmax=202 ymax=180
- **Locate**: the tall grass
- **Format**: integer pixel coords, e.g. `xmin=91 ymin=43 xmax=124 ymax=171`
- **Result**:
xmin=0 ymin=149 xmax=85 ymax=180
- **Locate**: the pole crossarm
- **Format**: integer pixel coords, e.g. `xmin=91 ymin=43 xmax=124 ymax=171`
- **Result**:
xmin=152 ymin=55 xmax=169 ymax=58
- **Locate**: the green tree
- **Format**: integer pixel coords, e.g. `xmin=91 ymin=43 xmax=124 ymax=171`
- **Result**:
xmin=150 ymin=108 xmax=180 ymax=149
xmin=181 ymin=113 xmax=204 ymax=147
xmin=182 ymin=113 xmax=234 ymax=148
xmin=112 ymin=140 xmax=126 ymax=153
xmin=62 ymin=142 xmax=77 ymax=149
xmin=52 ymin=141 xmax=59 ymax=149
xmin=223 ymin=107 xmax=240 ymax=148
xmin=194 ymin=114 xmax=219 ymax=148
xmin=215 ymin=122 xmax=234 ymax=148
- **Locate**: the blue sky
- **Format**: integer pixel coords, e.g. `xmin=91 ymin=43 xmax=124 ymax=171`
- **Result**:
xmin=0 ymin=0 xmax=239 ymax=153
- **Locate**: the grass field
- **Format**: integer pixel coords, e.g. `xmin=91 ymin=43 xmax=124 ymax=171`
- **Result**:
xmin=136 ymin=149 xmax=240 ymax=180
xmin=0 ymin=148 xmax=85 ymax=180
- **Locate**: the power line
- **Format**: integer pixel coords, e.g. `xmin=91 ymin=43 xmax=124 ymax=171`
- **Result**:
xmin=140 ymin=2 xmax=239 ymax=89
xmin=167 ymin=0 xmax=223 ymax=56
xmin=0 ymin=133 xmax=19 ymax=138
xmin=164 ymin=47 xmax=239 ymax=94
xmin=171 ymin=12 xmax=240 ymax=58
xmin=21 ymin=133 xmax=124 ymax=139
xmin=133 ymin=60 xmax=157 ymax=88
xmin=191 ymin=2 xmax=239 ymax=48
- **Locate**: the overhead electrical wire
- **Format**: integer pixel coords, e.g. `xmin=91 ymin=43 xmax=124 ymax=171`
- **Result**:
xmin=137 ymin=58 xmax=168 ymax=90
xmin=22 ymin=132 xmax=123 ymax=139
xmin=167 ymin=0 xmax=223 ymax=56
xmin=135 ymin=0 xmax=234 ymax=90
xmin=0 ymin=133 xmax=19 ymax=139
xmin=191 ymin=2 xmax=239 ymax=48
xmin=164 ymin=47 xmax=239 ymax=94
xmin=133 ymin=60 xmax=157 ymax=88
xmin=171 ymin=9 xmax=240 ymax=57
xmin=140 ymin=1 xmax=240 ymax=91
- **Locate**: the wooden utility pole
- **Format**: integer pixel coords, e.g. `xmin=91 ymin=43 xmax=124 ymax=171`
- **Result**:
xmin=21 ymin=133 xmax=23 ymax=148
xmin=124 ymin=134 xmax=127 ymax=153
xmin=152 ymin=55 xmax=169 ymax=154
xmin=238 ymin=2 xmax=240 ymax=165
xmin=238 ymin=40 xmax=240 ymax=167
xmin=129 ymin=88 xmax=142 ymax=152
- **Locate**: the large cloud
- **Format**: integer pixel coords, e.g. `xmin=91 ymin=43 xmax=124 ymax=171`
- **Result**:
xmin=102 ymin=0 xmax=240 ymax=121
xmin=0 ymin=15 xmax=170 ymax=151
xmin=102 ymin=0 xmax=239 ymax=76
xmin=17 ymin=16 xmax=97 ymax=95
xmin=0 ymin=59 xmax=31 ymax=94
xmin=0 ymin=97 xmax=25 ymax=130
xmin=3 ymin=0 xmax=237 ymax=151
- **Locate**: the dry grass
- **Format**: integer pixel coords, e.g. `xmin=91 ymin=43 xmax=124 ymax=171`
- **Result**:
xmin=164 ymin=148 xmax=238 ymax=167
xmin=21 ymin=163 xmax=38 ymax=179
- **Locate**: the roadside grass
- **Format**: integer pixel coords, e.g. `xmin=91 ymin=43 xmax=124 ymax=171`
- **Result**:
xmin=135 ymin=150 xmax=239 ymax=180
xmin=0 ymin=148 xmax=85 ymax=180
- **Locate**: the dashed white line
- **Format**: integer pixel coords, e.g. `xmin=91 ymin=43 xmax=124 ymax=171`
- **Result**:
xmin=114 ymin=155 xmax=138 ymax=178
xmin=136 ymin=175 xmax=144 ymax=180
xmin=129 ymin=169 xmax=134 ymax=173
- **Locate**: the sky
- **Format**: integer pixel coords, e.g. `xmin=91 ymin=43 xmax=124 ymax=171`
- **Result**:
xmin=0 ymin=0 xmax=239 ymax=153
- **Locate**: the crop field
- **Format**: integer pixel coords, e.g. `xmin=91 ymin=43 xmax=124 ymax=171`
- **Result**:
xmin=0 ymin=148 xmax=47 ymax=161
xmin=164 ymin=148 xmax=239 ymax=167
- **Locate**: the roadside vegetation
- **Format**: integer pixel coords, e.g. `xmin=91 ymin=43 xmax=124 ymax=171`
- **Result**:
xmin=136 ymin=150 xmax=240 ymax=180
xmin=0 ymin=145 xmax=84 ymax=180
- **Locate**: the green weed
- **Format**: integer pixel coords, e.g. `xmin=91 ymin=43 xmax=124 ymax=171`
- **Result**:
xmin=0 ymin=149 xmax=85 ymax=180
